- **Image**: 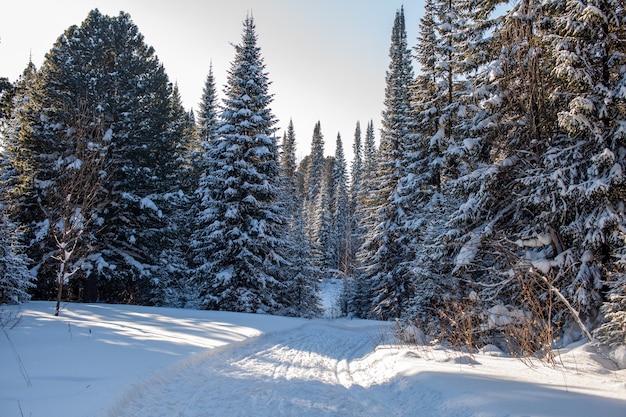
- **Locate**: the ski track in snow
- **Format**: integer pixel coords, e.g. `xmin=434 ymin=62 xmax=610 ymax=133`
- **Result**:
xmin=107 ymin=321 xmax=456 ymax=417
xmin=105 ymin=315 xmax=626 ymax=417
xmin=4 ymin=302 xmax=625 ymax=417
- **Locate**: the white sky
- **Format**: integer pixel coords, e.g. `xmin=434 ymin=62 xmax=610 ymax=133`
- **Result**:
xmin=0 ymin=0 xmax=422 ymax=162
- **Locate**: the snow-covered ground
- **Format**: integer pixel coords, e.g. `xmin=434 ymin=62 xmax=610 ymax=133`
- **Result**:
xmin=1 ymin=301 xmax=625 ymax=417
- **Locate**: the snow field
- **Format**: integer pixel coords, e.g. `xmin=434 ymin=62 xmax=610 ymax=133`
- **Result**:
xmin=1 ymin=301 xmax=625 ymax=417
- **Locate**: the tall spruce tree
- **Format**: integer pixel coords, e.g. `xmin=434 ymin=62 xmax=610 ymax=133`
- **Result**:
xmin=198 ymin=63 xmax=220 ymax=146
xmin=281 ymin=119 xmax=298 ymax=180
xmin=347 ymin=122 xmax=363 ymax=276
xmin=0 ymin=70 xmax=35 ymax=304
xmin=332 ymin=133 xmax=349 ymax=274
xmin=310 ymin=156 xmax=336 ymax=272
xmin=414 ymin=0 xmax=626 ymax=353
xmin=525 ymin=0 xmax=626 ymax=331
xmin=304 ymin=121 xmax=326 ymax=245
xmin=592 ymin=0 xmax=626 ymax=351
xmin=359 ymin=8 xmax=416 ymax=319
xmin=191 ymin=16 xmax=290 ymax=313
xmin=348 ymin=120 xmax=378 ymax=317
xmin=278 ymin=119 xmax=320 ymax=316
xmin=189 ymin=64 xmax=222 ymax=304
xmin=403 ymin=0 xmax=452 ymax=324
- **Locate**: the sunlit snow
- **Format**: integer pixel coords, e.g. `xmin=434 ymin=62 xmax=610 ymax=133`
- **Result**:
xmin=1 ymin=302 xmax=625 ymax=417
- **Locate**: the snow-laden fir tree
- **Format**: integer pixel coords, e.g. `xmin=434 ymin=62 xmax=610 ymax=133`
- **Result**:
xmin=332 ymin=133 xmax=349 ymax=274
xmin=150 ymin=83 xmax=196 ymax=307
xmin=414 ymin=0 xmax=562 ymax=351
xmin=198 ymin=63 xmax=220 ymax=146
xmin=281 ymin=119 xmax=298 ymax=180
xmin=304 ymin=121 xmax=326 ymax=246
xmin=358 ymin=7 xmax=417 ymax=319
xmin=278 ymin=119 xmax=320 ymax=316
xmin=522 ymin=0 xmax=626 ymax=332
xmin=346 ymin=122 xmax=363 ymax=276
xmin=310 ymin=156 xmax=336 ymax=272
xmin=0 ymin=72 xmax=35 ymax=304
xmin=402 ymin=0 xmax=451 ymax=325
xmin=191 ymin=16 xmax=291 ymax=313
xmin=189 ymin=64 xmax=223 ymax=305
xmin=592 ymin=0 xmax=626 ymax=351
xmin=348 ymin=120 xmax=378 ymax=317
xmin=0 ymin=208 xmax=33 ymax=304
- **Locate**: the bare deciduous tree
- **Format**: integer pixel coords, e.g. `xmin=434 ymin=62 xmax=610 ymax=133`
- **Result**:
xmin=38 ymin=103 xmax=111 ymax=316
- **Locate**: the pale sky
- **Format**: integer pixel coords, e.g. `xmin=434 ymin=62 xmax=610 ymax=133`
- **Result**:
xmin=0 ymin=0 xmax=422 ymax=162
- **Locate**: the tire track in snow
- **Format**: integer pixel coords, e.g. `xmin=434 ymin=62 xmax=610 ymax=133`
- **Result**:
xmin=106 ymin=320 xmax=449 ymax=417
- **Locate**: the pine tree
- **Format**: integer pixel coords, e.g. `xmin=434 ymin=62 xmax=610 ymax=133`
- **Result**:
xmin=13 ymin=10 xmax=188 ymax=304
xmin=415 ymin=0 xmax=626 ymax=352
xmin=191 ymin=15 xmax=290 ymax=313
xmin=189 ymin=64 xmax=223 ymax=305
xmin=403 ymin=0 xmax=450 ymax=324
xmin=411 ymin=0 xmax=558 ymax=350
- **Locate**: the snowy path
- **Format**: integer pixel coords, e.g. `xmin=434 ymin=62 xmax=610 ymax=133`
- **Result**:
xmin=107 ymin=320 xmax=402 ymax=417
xmin=3 ymin=303 xmax=625 ymax=417
xmin=104 ymin=318 xmax=626 ymax=417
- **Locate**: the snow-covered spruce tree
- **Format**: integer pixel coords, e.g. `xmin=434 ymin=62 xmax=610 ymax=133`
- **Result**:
xmin=198 ymin=63 xmax=220 ymax=146
xmin=593 ymin=2 xmax=626 ymax=351
xmin=419 ymin=0 xmax=560 ymax=352
xmin=310 ymin=156 xmax=336 ymax=273
xmin=595 ymin=258 xmax=626 ymax=352
xmin=14 ymin=10 xmax=188 ymax=303
xmin=150 ymin=84 xmax=196 ymax=307
xmin=281 ymin=119 xmax=298 ymax=180
xmin=427 ymin=0 xmax=475 ymax=182
xmin=277 ymin=119 xmax=320 ymax=317
xmin=0 ymin=79 xmax=35 ymax=304
xmin=1 ymin=60 xmax=37 ymax=215
xmin=0 ymin=209 xmax=34 ymax=304
xmin=402 ymin=0 xmax=450 ymax=326
xmin=358 ymin=8 xmax=417 ymax=320
xmin=520 ymin=0 xmax=626 ymax=335
xmin=348 ymin=120 xmax=378 ymax=317
xmin=188 ymin=64 xmax=223 ymax=307
xmin=332 ymin=133 xmax=350 ymax=275
xmin=191 ymin=16 xmax=291 ymax=313
xmin=346 ymin=122 xmax=363 ymax=277
xmin=188 ymin=62 xmax=220 ymax=193
xmin=303 ymin=121 xmax=326 ymax=247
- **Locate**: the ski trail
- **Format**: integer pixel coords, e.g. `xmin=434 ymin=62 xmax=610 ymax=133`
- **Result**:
xmin=106 ymin=320 xmax=452 ymax=417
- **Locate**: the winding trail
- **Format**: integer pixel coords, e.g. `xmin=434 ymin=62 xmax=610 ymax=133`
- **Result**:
xmin=105 ymin=319 xmax=626 ymax=417
xmin=106 ymin=320 xmax=451 ymax=417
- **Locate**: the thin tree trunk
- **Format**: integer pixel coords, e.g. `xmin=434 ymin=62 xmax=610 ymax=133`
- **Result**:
xmin=55 ymin=258 xmax=65 ymax=316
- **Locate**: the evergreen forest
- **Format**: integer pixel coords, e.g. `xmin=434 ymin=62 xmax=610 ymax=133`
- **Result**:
xmin=1 ymin=2 xmax=625 ymax=356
